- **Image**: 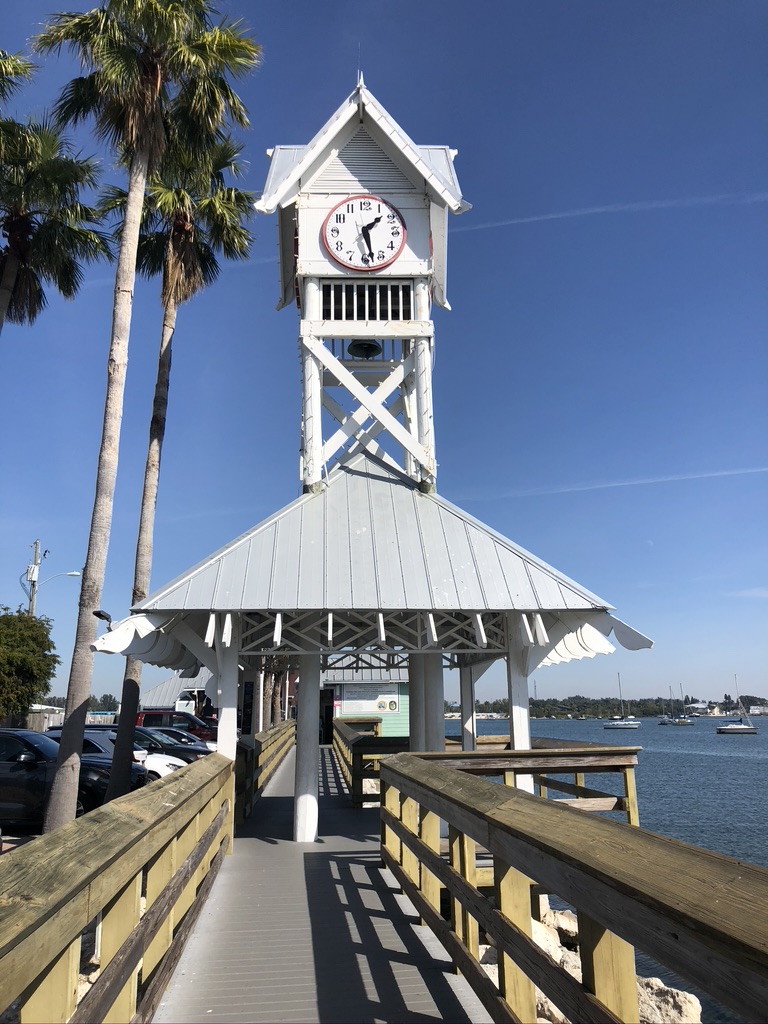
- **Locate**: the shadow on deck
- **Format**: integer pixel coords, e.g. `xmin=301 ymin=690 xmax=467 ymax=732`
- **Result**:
xmin=152 ymin=747 xmax=490 ymax=1024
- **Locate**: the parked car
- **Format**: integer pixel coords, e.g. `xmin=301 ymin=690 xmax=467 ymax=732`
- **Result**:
xmin=47 ymin=727 xmax=147 ymax=764
xmin=59 ymin=723 xmax=213 ymax=764
xmin=132 ymin=727 xmax=212 ymax=764
xmin=46 ymin=728 xmax=187 ymax=781
xmin=0 ymin=729 xmax=147 ymax=824
xmin=132 ymin=710 xmax=217 ymax=747
xmin=148 ymin=726 xmax=216 ymax=757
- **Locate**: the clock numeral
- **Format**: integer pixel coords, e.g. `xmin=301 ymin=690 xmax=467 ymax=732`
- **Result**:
xmin=377 ymin=250 xmax=385 ymax=261
xmin=335 ymin=241 xmax=343 ymax=252
xmin=387 ymin=241 xmax=395 ymax=251
xmin=387 ymin=213 xmax=396 ymax=222
xmin=346 ymin=251 xmax=354 ymax=259
xmin=390 ymin=227 xmax=400 ymax=237
xmin=361 ymin=254 xmax=370 ymax=265
xmin=330 ymin=227 xmax=339 ymax=238
xmin=360 ymin=199 xmax=371 ymax=211
xmin=346 ymin=203 xmax=354 ymax=213
xmin=335 ymin=213 xmax=345 ymax=224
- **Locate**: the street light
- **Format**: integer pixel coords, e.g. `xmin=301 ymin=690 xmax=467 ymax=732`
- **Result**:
xmin=19 ymin=539 xmax=80 ymax=615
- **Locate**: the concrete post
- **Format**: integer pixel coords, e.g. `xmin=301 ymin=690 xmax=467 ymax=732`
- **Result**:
xmin=215 ymin=616 xmax=240 ymax=762
xmin=408 ymin=653 xmax=426 ymax=751
xmin=294 ymin=653 xmax=321 ymax=842
xmin=460 ymin=664 xmax=477 ymax=751
xmin=423 ymin=653 xmax=445 ymax=751
xmin=506 ymin=643 xmax=533 ymax=793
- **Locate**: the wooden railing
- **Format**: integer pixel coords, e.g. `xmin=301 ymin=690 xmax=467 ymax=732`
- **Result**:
xmin=334 ymin=725 xmax=639 ymax=823
xmin=332 ymin=719 xmax=407 ymax=807
xmin=380 ymin=752 xmax=768 ymax=1024
xmin=0 ymin=754 xmax=233 ymax=1024
xmin=235 ymin=720 xmax=295 ymax=823
xmin=429 ymin=738 xmax=640 ymax=825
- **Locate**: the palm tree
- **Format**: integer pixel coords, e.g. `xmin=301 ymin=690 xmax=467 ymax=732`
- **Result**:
xmin=104 ymin=138 xmax=254 ymax=798
xmin=0 ymin=50 xmax=35 ymax=163
xmin=0 ymin=119 xmax=110 ymax=335
xmin=35 ymin=1 xmax=261 ymax=831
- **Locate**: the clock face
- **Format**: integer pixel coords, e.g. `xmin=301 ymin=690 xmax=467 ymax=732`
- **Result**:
xmin=321 ymin=194 xmax=407 ymax=271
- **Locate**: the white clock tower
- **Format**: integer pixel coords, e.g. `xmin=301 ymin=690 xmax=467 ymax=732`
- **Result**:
xmin=255 ymin=75 xmax=470 ymax=494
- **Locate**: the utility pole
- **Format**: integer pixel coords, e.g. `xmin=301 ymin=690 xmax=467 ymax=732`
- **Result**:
xmin=25 ymin=539 xmax=42 ymax=616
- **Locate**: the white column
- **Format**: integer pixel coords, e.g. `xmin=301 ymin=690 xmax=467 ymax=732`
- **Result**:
xmin=302 ymin=277 xmax=323 ymax=493
xmin=506 ymin=642 xmax=533 ymax=793
xmin=460 ymin=664 xmax=477 ymax=751
xmin=216 ymin=616 xmax=240 ymax=761
xmin=408 ymin=653 xmax=425 ymax=751
xmin=294 ymin=653 xmax=321 ymax=842
xmin=413 ymin=279 xmax=435 ymax=491
xmin=401 ymin=339 xmax=416 ymax=480
xmin=257 ymin=667 xmax=264 ymax=733
xmin=423 ymin=653 xmax=445 ymax=751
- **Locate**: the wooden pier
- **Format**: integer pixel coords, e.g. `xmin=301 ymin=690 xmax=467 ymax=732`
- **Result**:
xmin=153 ymin=746 xmax=491 ymax=1023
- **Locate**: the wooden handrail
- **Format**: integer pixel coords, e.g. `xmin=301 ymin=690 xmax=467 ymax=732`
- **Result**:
xmin=380 ymin=752 xmax=768 ymax=1023
xmin=236 ymin=720 xmax=295 ymax=822
xmin=0 ymin=754 xmax=234 ymax=1023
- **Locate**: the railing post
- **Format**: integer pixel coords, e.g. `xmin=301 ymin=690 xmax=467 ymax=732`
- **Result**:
xmin=420 ymin=808 xmax=441 ymax=914
xmin=20 ymin=938 xmax=80 ymax=1024
xmin=494 ymin=858 xmax=537 ymax=1023
xmin=578 ymin=911 xmax=639 ymax=1022
xmin=143 ymin=839 xmax=177 ymax=981
xmin=623 ymin=766 xmax=640 ymax=826
xmin=381 ymin=779 xmax=402 ymax=864
xmin=401 ymin=796 xmax=420 ymax=884
xmin=448 ymin=826 xmax=478 ymax=964
xmin=99 ymin=872 xmax=142 ymax=1022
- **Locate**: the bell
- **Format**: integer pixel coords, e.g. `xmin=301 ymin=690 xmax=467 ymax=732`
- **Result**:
xmin=347 ymin=339 xmax=383 ymax=359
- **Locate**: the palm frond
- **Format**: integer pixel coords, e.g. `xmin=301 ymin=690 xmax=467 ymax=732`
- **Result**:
xmin=6 ymin=264 xmax=46 ymax=325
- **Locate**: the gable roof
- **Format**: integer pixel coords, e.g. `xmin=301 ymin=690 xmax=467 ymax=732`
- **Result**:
xmin=134 ymin=453 xmax=612 ymax=615
xmin=255 ymin=76 xmax=469 ymax=215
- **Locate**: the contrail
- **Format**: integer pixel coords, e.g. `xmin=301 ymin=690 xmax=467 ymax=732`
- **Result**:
xmin=450 ymin=192 xmax=768 ymax=234
xmin=464 ymin=466 xmax=768 ymax=500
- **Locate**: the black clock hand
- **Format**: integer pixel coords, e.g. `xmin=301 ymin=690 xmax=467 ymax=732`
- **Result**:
xmin=363 ymin=216 xmax=382 ymax=232
xmin=361 ymin=226 xmax=373 ymax=260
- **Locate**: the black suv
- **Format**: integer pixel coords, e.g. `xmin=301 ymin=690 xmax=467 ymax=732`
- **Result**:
xmin=69 ymin=724 xmax=212 ymax=764
xmin=0 ymin=729 xmax=147 ymax=824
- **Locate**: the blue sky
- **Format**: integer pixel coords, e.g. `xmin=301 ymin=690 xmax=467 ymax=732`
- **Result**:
xmin=1 ymin=1 xmax=766 ymax=703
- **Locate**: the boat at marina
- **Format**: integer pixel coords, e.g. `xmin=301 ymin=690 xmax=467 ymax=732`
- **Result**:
xmin=604 ymin=673 xmax=642 ymax=729
xmin=716 ymin=680 xmax=758 ymax=734
xmin=716 ymin=707 xmax=758 ymax=735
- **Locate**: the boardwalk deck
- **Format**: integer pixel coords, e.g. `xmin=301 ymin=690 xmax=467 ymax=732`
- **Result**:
xmin=152 ymin=747 xmax=492 ymax=1024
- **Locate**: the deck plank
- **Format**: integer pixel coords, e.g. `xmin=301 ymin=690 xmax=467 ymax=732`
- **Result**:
xmin=152 ymin=747 xmax=491 ymax=1024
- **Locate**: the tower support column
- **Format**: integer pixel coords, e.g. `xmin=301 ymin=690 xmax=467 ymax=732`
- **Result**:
xmin=301 ymin=277 xmax=323 ymax=492
xmin=413 ymin=279 xmax=435 ymax=491
xmin=294 ymin=652 xmax=321 ymax=842
xmin=506 ymin=639 xmax=533 ymax=793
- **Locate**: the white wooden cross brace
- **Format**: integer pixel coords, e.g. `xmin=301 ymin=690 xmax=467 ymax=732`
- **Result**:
xmin=302 ymin=333 xmax=432 ymax=472
xmin=321 ymin=356 xmax=410 ymax=462
xmin=322 ymin=392 xmax=404 ymax=472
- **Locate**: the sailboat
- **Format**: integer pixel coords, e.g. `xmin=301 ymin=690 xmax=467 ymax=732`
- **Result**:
xmin=604 ymin=673 xmax=641 ymax=729
xmin=671 ymin=685 xmax=694 ymax=726
xmin=717 ymin=678 xmax=758 ymax=734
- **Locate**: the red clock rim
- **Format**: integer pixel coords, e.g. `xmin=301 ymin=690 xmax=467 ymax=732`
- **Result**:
xmin=321 ymin=194 xmax=407 ymax=272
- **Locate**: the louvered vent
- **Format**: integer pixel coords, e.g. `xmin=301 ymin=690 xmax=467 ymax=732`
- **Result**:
xmin=322 ymin=281 xmax=413 ymax=321
xmin=314 ymin=128 xmax=416 ymax=193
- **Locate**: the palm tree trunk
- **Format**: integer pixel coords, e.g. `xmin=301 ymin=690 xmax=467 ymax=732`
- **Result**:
xmin=272 ymin=669 xmax=285 ymax=727
xmin=0 ymin=250 xmax=19 ymax=335
xmin=44 ymin=148 xmax=150 ymax=832
xmin=107 ymin=298 xmax=177 ymax=800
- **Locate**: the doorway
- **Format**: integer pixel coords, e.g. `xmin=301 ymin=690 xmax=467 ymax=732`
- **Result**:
xmin=319 ymin=687 xmax=335 ymax=744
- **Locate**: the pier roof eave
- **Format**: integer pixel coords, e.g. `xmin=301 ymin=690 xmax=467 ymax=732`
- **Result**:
xmin=90 ymin=454 xmax=651 ymax=673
